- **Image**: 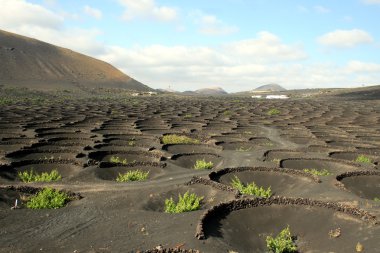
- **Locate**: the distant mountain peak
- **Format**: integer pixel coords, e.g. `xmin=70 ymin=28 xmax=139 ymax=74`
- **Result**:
xmin=254 ymin=84 xmax=286 ymax=92
xmin=195 ymin=86 xmax=228 ymax=95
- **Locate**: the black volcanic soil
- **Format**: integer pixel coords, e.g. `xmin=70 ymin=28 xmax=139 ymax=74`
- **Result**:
xmin=202 ymin=203 xmax=376 ymax=252
xmin=1 ymin=90 xmax=380 ymax=252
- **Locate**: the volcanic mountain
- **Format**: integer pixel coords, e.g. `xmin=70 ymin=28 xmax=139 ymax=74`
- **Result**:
xmin=254 ymin=84 xmax=286 ymax=92
xmin=0 ymin=29 xmax=151 ymax=91
xmin=194 ymin=87 xmax=228 ymax=95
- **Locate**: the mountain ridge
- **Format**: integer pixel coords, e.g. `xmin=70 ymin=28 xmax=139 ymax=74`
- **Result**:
xmin=254 ymin=84 xmax=286 ymax=92
xmin=0 ymin=29 xmax=151 ymax=91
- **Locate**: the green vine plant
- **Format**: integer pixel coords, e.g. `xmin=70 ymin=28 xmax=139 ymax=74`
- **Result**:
xmin=231 ymin=176 xmax=272 ymax=198
xmin=303 ymin=168 xmax=331 ymax=176
xmin=161 ymin=134 xmax=200 ymax=144
xmin=27 ymin=188 xmax=70 ymax=209
xmin=116 ymin=170 xmax=149 ymax=182
xmin=194 ymin=159 xmax=214 ymax=170
xmin=18 ymin=169 xmax=62 ymax=183
xmin=266 ymin=226 xmax=298 ymax=253
xmin=164 ymin=191 xmax=203 ymax=213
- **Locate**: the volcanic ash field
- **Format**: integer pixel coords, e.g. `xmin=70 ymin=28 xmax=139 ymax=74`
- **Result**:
xmin=1 ymin=95 xmax=380 ymax=252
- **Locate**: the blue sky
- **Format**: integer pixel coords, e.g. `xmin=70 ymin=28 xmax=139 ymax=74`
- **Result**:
xmin=1 ymin=0 xmax=380 ymax=92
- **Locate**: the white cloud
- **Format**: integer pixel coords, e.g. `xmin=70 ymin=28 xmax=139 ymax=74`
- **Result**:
xmin=195 ymin=13 xmax=239 ymax=36
xmin=84 ymin=5 xmax=102 ymax=19
xmin=98 ymin=34 xmax=380 ymax=91
xmin=314 ymin=5 xmax=331 ymax=13
xmin=0 ymin=0 xmax=63 ymax=30
xmin=362 ymin=0 xmax=380 ymax=4
xmin=103 ymin=52 xmax=377 ymax=91
xmin=318 ymin=29 xmax=374 ymax=48
xmin=97 ymin=31 xmax=312 ymax=91
xmin=100 ymin=31 xmax=306 ymax=68
xmin=101 ymin=44 xmax=229 ymax=67
xmin=0 ymin=0 xmax=104 ymax=56
xmin=226 ymin=32 xmax=307 ymax=62
xmin=345 ymin=60 xmax=380 ymax=73
xmin=1 ymin=1 xmax=379 ymax=92
xmin=118 ymin=0 xmax=177 ymax=21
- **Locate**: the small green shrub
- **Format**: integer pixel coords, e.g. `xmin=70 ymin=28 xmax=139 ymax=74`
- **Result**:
xmin=223 ymin=110 xmax=232 ymax=116
xmin=184 ymin=114 xmax=192 ymax=118
xmin=128 ymin=140 xmax=135 ymax=146
xmin=164 ymin=191 xmax=203 ymax=213
xmin=194 ymin=159 xmax=214 ymax=170
xmin=0 ymin=98 xmax=14 ymax=105
xmin=162 ymin=134 xmax=200 ymax=144
xmin=267 ymin=108 xmax=280 ymax=116
xmin=18 ymin=169 xmax=62 ymax=183
xmin=266 ymin=226 xmax=297 ymax=253
xmin=27 ymin=188 xmax=69 ymax=209
xmin=355 ymin=155 xmax=372 ymax=164
xmin=109 ymin=156 xmax=128 ymax=164
xmin=231 ymin=176 xmax=272 ymax=197
xmin=374 ymin=197 xmax=380 ymax=202
xmin=18 ymin=170 xmax=35 ymax=183
xmin=303 ymin=168 xmax=331 ymax=176
xmin=116 ymin=170 xmax=149 ymax=182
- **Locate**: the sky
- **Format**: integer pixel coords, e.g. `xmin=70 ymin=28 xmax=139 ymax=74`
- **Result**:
xmin=1 ymin=0 xmax=380 ymax=92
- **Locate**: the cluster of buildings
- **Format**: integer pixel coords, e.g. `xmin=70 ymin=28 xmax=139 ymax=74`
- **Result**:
xmin=251 ymin=94 xmax=289 ymax=99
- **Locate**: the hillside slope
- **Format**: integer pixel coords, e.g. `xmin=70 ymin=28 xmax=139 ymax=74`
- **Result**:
xmin=0 ymin=29 xmax=151 ymax=91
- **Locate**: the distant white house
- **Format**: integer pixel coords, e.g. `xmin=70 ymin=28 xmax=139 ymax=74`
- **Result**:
xmin=131 ymin=91 xmax=158 ymax=96
xmin=251 ymin=94 xmax=289 ymax=99
xmin=147 ymin=91 xmax=158 ymax=96
xmin=266 ymin=95 xmax=289 ymax=99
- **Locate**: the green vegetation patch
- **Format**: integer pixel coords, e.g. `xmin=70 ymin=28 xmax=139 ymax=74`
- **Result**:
xmin=193 ymin=159 xmax=214 ymax=170
xmin=266 ymin=226 xmax=298 ymax=253
xmin=0 ymin=98 xmax=15 ymax=105
xmin=267 ymin=108 xmax=281 ymax=116
xmin=355 ymin=155 xmax=372 ymax=164
xmin=374 ymin=197 xmax=380 ymax=202
xmin=18 ymin=169 xmax=62 ymax=183
xmin=303 ymin=168 xmax=331 ymax=176
xmin=164 ymin=191 xmax=203 ymax=213
xmin=116 ymin=170 xmax=149 ymax=182
xmin=223 ymin=110 xmax=232 ymax=116
xmin=27 ymin=188 xmax=70 ymax=209
xmin=231 ymin=176 xmax=272 ymax=197
xmin=109 ymin=156 xmax=129 ymax=165
xmin=161 ymin=134 xmax=200 ymax=144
